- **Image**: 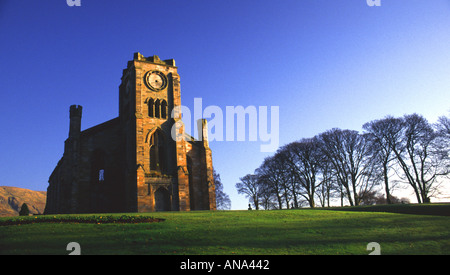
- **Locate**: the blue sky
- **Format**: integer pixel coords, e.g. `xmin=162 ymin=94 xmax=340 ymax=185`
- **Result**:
xmin=0 ymin=0 xmax=449 ymax=209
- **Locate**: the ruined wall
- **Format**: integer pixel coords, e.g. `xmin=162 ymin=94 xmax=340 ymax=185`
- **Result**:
xmin=77 ymin=118 xmax=123 ymax=213
xmin=46 ymin=53 xmax=216 ymax=214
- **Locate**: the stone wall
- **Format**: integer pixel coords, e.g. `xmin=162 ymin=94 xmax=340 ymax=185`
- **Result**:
xmin=45 ymin=53 xmax=216 ymax=214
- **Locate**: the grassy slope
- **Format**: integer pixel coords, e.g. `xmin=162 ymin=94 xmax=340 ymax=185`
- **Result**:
xmin=320 ymin=203 xmax=450 ymax=216
xmin=0 ymin=206 xmax=449 ymax=255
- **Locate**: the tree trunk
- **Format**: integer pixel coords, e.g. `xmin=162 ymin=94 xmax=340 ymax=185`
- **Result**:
xmin=383 ymin=162 xmax=391 ymax=204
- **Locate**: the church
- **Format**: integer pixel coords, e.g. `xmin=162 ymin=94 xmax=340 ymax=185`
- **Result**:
xmin=44 ymin=53 xmax=216 ymax=214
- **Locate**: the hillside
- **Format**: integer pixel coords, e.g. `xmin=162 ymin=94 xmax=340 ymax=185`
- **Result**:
xmin=0 ymin=186 xmax=46 ymax=217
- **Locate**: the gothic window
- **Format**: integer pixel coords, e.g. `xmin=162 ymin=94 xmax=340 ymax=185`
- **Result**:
xmin=149 ymin=130 xmax=165 ymax=173
xmin=147 ymin=98 xmax=154 ymax=117
xmin=161 ymin=100 xmax=167 ymax=119
xmin=150 ymin=145 xmax=158 ymax=171
xmin=98 ymin=169 xmax=105 ymax=182
xmin=92 ymin=149 xmax=106 ymax=184
xmin=148 ymin=98 xmax=167 ymax=119
xmin=155 ymin=99 xmax=161 ymax=118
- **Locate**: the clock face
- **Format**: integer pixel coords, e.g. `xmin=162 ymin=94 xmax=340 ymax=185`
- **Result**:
xmin=145 ymin=71 xmax=167 ymax=91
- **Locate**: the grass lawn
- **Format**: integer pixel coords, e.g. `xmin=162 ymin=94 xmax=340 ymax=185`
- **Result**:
xmin=0 ymin=204 xmax=449 ymax=255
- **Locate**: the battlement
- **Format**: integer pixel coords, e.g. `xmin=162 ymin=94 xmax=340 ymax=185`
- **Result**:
xmin=131 ymin=52 xmax=176 ymax=67
xmin=47 ymin=53 xmax=216 ymax=215
xmin=70 ymin=105 xmax=82 ymax=118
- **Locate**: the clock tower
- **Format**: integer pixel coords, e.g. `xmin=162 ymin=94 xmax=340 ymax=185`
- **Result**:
xmin=45 ymin=52 xmax=216 ymax=214
xmin=118 ymin=53 xmax=215 ymax=212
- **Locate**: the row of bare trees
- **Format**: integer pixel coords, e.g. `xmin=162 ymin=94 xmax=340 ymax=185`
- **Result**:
xmin=236 ymin=113 xmax=450 ymax=209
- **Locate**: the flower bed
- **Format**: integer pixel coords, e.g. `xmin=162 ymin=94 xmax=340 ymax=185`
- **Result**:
xmin=0 ymin=214 xmax=165 ymax=226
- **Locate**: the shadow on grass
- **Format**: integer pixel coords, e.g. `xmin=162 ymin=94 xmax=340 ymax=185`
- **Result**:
xmin=1 ymin=209 xmax=449 ymax=255
xmin=309 ymin=203 xmax=450 ymax=216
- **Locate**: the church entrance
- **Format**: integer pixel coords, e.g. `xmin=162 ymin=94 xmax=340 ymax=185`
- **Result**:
xmin=154 ymin=187 xmax=171 ymax=211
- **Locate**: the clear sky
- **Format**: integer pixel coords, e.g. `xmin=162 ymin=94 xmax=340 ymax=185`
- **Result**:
xmin=0 ymin=0 xmax=449 ymax=210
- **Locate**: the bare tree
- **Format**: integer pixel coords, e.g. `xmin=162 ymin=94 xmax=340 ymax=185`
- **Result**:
xmin=237 ymin=112 xmax=450 ymax=208
xmin=435 ymin=114 xmax=450 ymax=176
xmin=258 ymin=177 xmax=278 ymax=210
xmin=280 ymin=138 xmax=321 ymax=208
xmin=392 ymin=114 xmax=450 ymax=203
xmin=255 ymin=155 xmax=288 ymax=209
xmin=317 ymin=129 xmax=380 ymax=206
xmin=316 ymin=158 xmax=338 ymax=207
xmin=235 ymin=174 xmax=261 ymax=210
xmin=363 ymin=116 xmax=403 ymax=204
xmin=436 ymin=114 xmax=450 ymax=138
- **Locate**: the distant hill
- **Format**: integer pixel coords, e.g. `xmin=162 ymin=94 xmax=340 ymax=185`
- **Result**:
xmin=0 ymin=186 xmax=46 ymax=217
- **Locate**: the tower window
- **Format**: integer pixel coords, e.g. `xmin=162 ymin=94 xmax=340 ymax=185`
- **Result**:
xmin=92 ymin=149 xmax=106 ymax=184
xmin=161 ymin=100 xmax=167 ymax=119
xmin=98 ymin=169 xmax=105 ymax=182
xmin=149 ymin=130 xmax=165 ymax=173
xmin=148 ymin=98 xmax=167 ymax=119
xmin=155 ymin=100 xmax=161 ymax=118
xmin=150 ymin=145 xmax=158 ymax=171
xmin=148 ymin=98 xmax=154 ymax=117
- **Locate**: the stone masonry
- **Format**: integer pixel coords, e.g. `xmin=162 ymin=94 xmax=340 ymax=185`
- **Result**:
xmin=45 ymin=53 xmax=216 ymax=214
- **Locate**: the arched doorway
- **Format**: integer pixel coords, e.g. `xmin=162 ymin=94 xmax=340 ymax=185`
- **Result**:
xmin=154 ymin=187 xmax=171 ymax=211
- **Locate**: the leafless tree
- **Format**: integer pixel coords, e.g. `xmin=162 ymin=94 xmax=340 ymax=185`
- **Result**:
xmin=279 ymin=138 xmax=321 ymax=208
xmin=363 ymin=116 xmax=403 ymax=204
xmin=317 ymin=129 xmax=381 ymax=206
xmin=236 ymin=112 xmax=450 ymax=208
xmin=436 ymin=114 xmax=450 ymax=138
xmin=392 ymin=114 xmax=450 ymax=203
xmin=255 ymin=154 xmax=289 ymax=209
xmin=435 ymin=114 xmax=450 ymax=183
xmin=316 ymin=159 xmax=338 ymax=207
xmin=235 ymin=174 xmax=261 ymax=210
xmin=258 ymin=178 xmax=278 ymax=210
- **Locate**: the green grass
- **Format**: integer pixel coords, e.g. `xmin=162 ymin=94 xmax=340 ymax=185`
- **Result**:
xmin=319 ymin=203 xmax=450 ymax=216
xmin=0 ymin=204 xmax=449 ymax=255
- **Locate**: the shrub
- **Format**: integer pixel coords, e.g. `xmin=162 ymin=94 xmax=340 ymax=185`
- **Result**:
xmin=19 ymin=203 xmax=30 ymax=216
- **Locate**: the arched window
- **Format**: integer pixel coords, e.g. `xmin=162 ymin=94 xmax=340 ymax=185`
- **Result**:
xmin=147 ymin=98 xmax=154 ymax=117
xmin=155 ymin=99 xmax=161 ymax=118
xmin=161 ymin=100 xmax=167 ymax=119
xmin=98 ymin=169 xmax=105 ymax=182
xmin=92 ymin=149 xmax=106 ymax=184
xmin=149 ymin=130 xmax=165 ymax=172
xmin=150 ymin=145 xmax=157 ymax=171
